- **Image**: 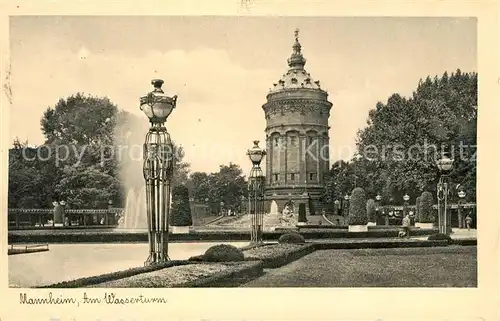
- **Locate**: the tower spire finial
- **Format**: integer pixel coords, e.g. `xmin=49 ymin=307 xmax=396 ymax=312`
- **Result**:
xmin=288 ymin=28 xmax=306 ymax=69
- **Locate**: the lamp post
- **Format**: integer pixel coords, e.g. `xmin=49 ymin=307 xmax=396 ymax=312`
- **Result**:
xmin=375 ymin=194 xmax=383 ymax=225
xmin=458 ymin=190 xmax=466 ymax=229
xmin=436 ymin=151 xmax=454 ymax=235
xmin=140 ymin=79 xmax=178 ymax=265
xmin=403 ymin=194 xmax=410 ymax=216
xmin=247 ymin=140 xmax=266 ymax=245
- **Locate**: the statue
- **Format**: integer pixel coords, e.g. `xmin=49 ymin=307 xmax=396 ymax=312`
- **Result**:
xmin=279 ymin=205 xmax=297 ymax=227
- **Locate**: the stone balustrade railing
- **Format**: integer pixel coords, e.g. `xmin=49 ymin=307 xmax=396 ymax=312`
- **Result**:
xmin=8 ymin=207 xmax=124 ymax=229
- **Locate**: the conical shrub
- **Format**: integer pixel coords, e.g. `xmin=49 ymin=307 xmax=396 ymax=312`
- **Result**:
xmin=419 ymin=191 xmax=434 ymax=224
xmin=298 ymin=203 xmax=307 ymax=223
xmin=170 ymin=185 xmax=193 ymax=226
xmin=348 ymin=187 xmax=368 ymax=225
xmin=366 ymin=199 xmax=376 ymax=223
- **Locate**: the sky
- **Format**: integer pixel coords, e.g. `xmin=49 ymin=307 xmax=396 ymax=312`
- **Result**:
xmin=9 ymin=16 xmax=477 ymax=174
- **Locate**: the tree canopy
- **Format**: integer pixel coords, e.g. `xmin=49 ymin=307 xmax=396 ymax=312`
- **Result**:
xmin=323 ymin=70 xmax=477 ymax=205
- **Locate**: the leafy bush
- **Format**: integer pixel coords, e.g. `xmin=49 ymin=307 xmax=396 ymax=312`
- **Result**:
xmin=427 ymin=233 xmax=452 ymax=243
xmin=202 ymin=244 xmax=245 ymax=262
xmin=278 ymin=232 xmax=305 ymax=244
xmin=419 ymin=191 xmax=434 ymax=223
xmin=366 ymin=199 xmax=376 ymax=223
xmin=170 ymin=185 xmax=193 ymax=226
xmin=298 ymin=203 xmax=307 ymax=223
xmin=348 ymin=187 xmax=368 ymax=225
xmin=415 ymin=196 xmax=421 ymax=222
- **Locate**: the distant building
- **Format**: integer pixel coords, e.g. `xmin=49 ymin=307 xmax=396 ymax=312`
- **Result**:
xmin=263 ymin=29 xmax=333 ymax=216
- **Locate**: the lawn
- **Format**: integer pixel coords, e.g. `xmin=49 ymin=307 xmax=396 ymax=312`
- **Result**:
xmin=242 ymin=246 xmax=477 ymax=287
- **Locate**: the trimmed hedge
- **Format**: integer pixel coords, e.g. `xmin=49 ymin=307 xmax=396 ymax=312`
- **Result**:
xmin=40 ymin=260 xmax=191 ymax=288
xmin=419 ymin=191 xmax=434 ymax=223
xmin=9 ymin=227 xmax=439 ymax=243
xmin=348 ymin=188 xmax=368 ymax=225
xmin=313 ymin=239 xmax=449 ymax=250
xmin=179 ymin=261 xmax=264 ymax=287
xmin=202 ymin=244 xmax=245 ymax=262
xmin=244 ymin=244 xmax=315 ymax=268
xmin=170 ymin=185 xmax=193 ymax=226
xmin=427 ymin=233 xmax=453 ymax=243
xmin=278 ymin=232 xmax=305 ymax=244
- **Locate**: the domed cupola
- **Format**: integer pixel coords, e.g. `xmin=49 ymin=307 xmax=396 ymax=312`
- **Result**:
xmin=268 ymin=29 xmax=325 ymax=94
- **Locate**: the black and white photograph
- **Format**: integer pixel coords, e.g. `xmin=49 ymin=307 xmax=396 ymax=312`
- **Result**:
xmin=1 ymin=1 xmax=499 ymax=320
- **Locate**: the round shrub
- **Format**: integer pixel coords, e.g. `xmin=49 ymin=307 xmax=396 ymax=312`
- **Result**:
xmin=366 ymin=199 xmax=376 ymax=223
xmin=298 ymin=203 xmax=307 ymax=223
xmin=187 ymin=254 xmax=205 ymax=262
xmin=415 ymin=196 xmax=421 ymax=222
xmin=348 ymin=187 xmax=368 ymax=225
xmin=427 ymin=233 xmax=453 ymax=243
xmin=203 ymin=244 xmax=244 ymax=262
xmin=170 ymin=185 xmax=193 ymax=226
xmin=419 ymin=191 xmax=434 ymax=223
xmin=278 ymin=232 xmax=305 ymax=244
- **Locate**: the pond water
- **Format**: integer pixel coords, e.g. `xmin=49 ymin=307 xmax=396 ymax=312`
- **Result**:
xmin=9 ymin=242 xmax=246 ymax=288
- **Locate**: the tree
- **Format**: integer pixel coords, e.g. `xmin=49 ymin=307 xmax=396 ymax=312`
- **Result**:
xmin=55 ymin=165 xmax=120 ymax=209
xmin=321 ymin=160 xmax=355 ymax=206
xmin=41 ymin=93 xmax=118 ymax=146
xmin=348 ymin=187 xmax=368 ymax=225
xmin=355 ymin=70 xmax=477 ymax=202
xmin=188 ymin=172 xmax=211 ymax=202
xmin=366 ymin=199 xmax=376 ymax=223
xmin=419 ymin=191 xmax=434 ymax=223
xmin=206 ymin=163 xmax=247 ymax=211
xmin=170 ymin=185 xmax=193 ymax=226
xmin=8 ymin=138 xmax=64 ymax=208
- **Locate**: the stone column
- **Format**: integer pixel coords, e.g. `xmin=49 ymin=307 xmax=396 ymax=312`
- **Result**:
xmin=266 ymin=136 xmax=272 ymax=186
xmin=316 ymin=135 xmax=320 ymax=185
xmin=279 ymin=133 xmax=286 ymax=186
xmin=299 ymin=133 xmax=307 ymax=189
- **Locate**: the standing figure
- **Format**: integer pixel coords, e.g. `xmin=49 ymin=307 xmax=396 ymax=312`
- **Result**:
xmin=400 ymin=214 xmax=411 ymax=238
xmin=465 ymin=213 xmax=473 ymax=231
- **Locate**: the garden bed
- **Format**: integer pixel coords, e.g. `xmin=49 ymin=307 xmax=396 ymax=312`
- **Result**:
xmin=243 ymin=243 xmax=315 ymax=268
xmin=40 ymin=261 xmax=191 ymax=288
xmin=88 ymin=261 xmax=263 ymax=288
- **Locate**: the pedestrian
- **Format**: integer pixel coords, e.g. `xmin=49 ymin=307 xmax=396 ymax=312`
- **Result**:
xmin=465 ymin=214 xmax=473 ymax=231
xmin=401 ymin=213 xmax=411 ymax=238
